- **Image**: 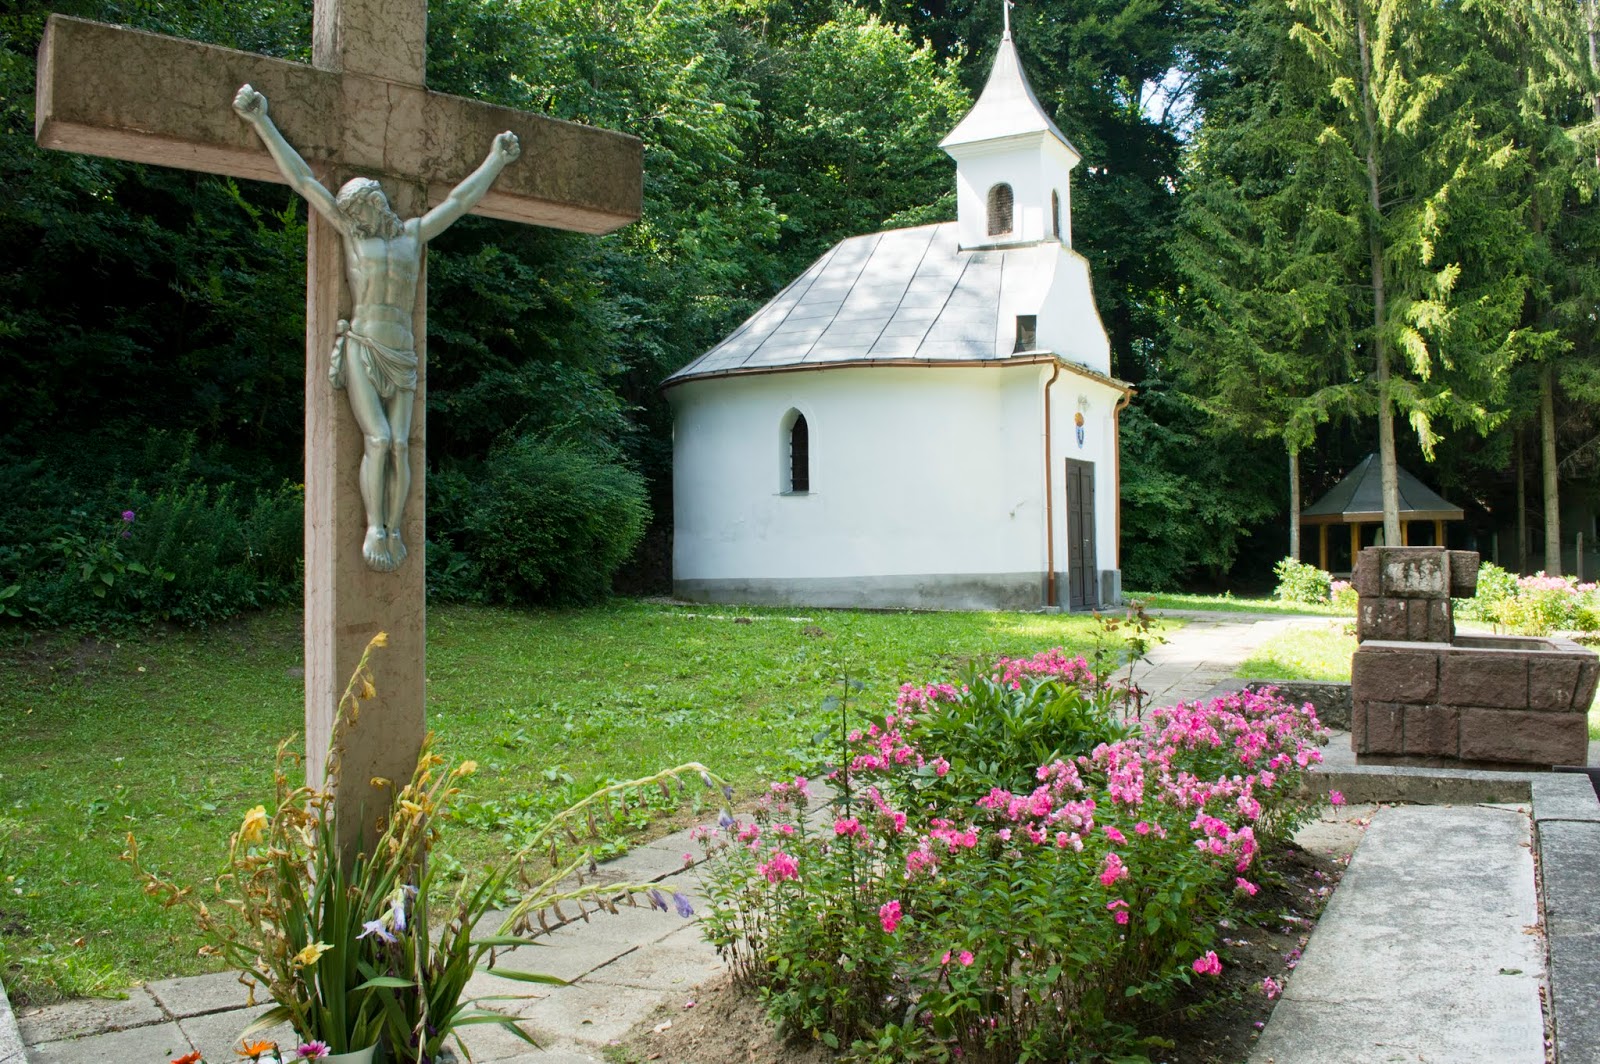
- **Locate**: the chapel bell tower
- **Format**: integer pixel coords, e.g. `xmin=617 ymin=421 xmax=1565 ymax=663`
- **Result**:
xmin=940 ymin=16 xmax=1081 ymax=250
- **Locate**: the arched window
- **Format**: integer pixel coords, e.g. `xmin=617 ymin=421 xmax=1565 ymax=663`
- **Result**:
xmin=1051 ymin=190 xmax=1061 ymax=238
xmin=987 ymin=183 xmax=1014 ymax=237
xmin=787 ymin=413 xmax=810 ymax=493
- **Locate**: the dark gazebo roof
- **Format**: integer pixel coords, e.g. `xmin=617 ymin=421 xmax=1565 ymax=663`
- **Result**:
xmin=1300 ymin=454 xmax=1464 ymax=525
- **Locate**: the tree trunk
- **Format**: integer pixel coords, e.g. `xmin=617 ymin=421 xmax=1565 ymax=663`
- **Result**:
xmin=1542 ymin=363 xmax=1562 ymax=574
xmin=1356 ymin=10 xmax=1401 ymax=544
xmin=1516 ymin=427 xmax=1528 ymax=574
xmin=1589 ymin=0 xmax=1600 ymax=171
xmin=1289 ymin=446 xmax=1301 ymax=562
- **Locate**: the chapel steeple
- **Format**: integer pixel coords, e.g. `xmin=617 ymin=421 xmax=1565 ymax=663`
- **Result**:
xmin=940 ymin=15 xmax=1081 ymax=249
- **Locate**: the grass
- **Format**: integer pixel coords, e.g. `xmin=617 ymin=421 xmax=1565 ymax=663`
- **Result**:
xmin=0 ymin=599 xmax=1170 ymax=1003
xmin=1233 ymin=622 xmax=1357 ymax=683
xmin=1130 ymin=590 xmax=1355 ymax=617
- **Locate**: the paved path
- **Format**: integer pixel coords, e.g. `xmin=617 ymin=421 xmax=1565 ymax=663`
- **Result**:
xmin=1 ymin=610 xmax=1431 ymax=1064
xmin=1252 ymin=804 xmax=1546 ymax=1064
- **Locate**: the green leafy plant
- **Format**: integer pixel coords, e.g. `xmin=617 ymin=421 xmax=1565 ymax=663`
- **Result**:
xmin=1273 ymin=558 xmax=1332 ymax=605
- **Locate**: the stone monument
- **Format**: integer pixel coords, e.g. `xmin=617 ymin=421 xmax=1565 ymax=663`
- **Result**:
xmin=1350 ymin=546 xmax=1598 ymax=767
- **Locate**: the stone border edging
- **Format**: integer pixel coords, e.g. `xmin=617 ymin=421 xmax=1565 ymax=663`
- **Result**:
xmin=0 ymin=972 xmax=26 ymax=1064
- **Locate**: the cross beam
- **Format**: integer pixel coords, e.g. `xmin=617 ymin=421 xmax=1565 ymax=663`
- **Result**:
xmin=36 ymin=15 xmax=641 ymax=233
xmin=35 ymin=2 xmax=641 ymax=851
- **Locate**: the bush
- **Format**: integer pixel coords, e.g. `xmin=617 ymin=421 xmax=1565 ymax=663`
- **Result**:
xmin=465 ymin=435 xmax=648 ymax=605
xmin=1455 ymin=561 xmax=1518 ymax=623
xmin=1457 ymin=564 xmax=1599 ymax=635
xmin=1 ymin=481 xmax=302 ymax=629
xmin=1328 ymin=579 xmax=1358 ymax=612
xmin=695 ymin=655 xmax=1328 ymax=1061
xmin=1273 ymin=557 xmax=1332 ymax=604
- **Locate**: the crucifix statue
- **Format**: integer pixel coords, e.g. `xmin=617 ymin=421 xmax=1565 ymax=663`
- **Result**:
xmin=234 ymin=84 xmax=520 ymax=573
xmin=36 ymin=0 xmax=641 ymax=851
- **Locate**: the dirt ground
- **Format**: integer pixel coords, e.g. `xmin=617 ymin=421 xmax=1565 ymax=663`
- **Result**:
xmin=608 ymin=808 xmax=1368 ymax=1064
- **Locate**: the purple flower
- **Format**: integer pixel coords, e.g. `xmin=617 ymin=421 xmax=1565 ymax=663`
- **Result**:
xmin=297 ymin=1042 xmax=331 ymax=1060
xmin=648 ymin=888 xmax=668 ymax=913
xmin=121 ymin=510 xmax=136 ymax=523
xmin=673 ymin=891 xmax=694 ymax=918
xmin=358 ymin=918 xmax=396 ymax=944
xmin=717 ymin=810 xmax=735 ymax=830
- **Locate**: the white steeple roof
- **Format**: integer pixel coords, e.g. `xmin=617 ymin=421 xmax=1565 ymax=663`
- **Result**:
xmin=940 ymin=30 xmax=1079 ymax=158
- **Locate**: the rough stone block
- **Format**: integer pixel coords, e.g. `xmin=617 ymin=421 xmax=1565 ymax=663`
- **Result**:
xmin=1441 ymin=651 xmax=1528 ymax=710
xmin=1529 ymin=656 xmax=1586 ymax=712
xmin=1351 ymin=702 xmax=1367 ymax=753
xmin=1378 ymin=547 xmax=1448 ymax=599
xmin=1575 ymin=657 xmax=1599 ymax=711
xmin=1459 ymin=708 xmax=1589 ymax=766
xmin=1448 ymin=550 xmax=1480 ymax=597
xmin=1402 ymin=704 xmax=1459 ymax=758
xmin=1359 ymin=701 xmax=1404 ymax=754
xmin=1358 ymin=598 xmax=1410 ymax=642
xmin=1351 ymin=645 xmax=1439 ymax=704
xmin=1404 ymin=599 xmax=1453 ymax=642
xmin=1352 ymin=550 xmax=1380 ymax=597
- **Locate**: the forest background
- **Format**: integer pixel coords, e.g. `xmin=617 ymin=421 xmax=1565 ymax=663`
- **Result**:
xmin=2 ymin=0 xmax=1598 ymax=627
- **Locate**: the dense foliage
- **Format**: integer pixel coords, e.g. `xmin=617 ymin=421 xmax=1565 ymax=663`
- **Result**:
xmin=695 ymin=650 xmax=1327 ymax=1060
xmin=3 ymin=0 xmax=1598 ymax=619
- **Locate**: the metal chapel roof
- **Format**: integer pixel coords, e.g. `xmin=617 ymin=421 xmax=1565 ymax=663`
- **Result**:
xmin=663 ymin=222 xmax=1114 ymax=387
xmin=939 ymin=32 xmax=1078 ymax=156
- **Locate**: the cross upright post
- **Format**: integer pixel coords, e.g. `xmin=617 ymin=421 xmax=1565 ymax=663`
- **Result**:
xmin=36 ymin=0 xmax=642 ymax=852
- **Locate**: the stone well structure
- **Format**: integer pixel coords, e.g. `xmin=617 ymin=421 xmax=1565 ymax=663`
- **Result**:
xmin=1350 ymin=546 xmax=1598 ymax=767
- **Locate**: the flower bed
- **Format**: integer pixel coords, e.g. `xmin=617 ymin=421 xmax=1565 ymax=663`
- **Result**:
xmin=1457 ymin=563 xmax=1600 ymax=636
xmin=693 ymin=651 xmax=1329 ymax=1062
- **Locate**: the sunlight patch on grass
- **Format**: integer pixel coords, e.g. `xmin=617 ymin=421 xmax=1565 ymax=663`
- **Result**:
xmin=1234 ymin=624 xmax=1357 ymax=683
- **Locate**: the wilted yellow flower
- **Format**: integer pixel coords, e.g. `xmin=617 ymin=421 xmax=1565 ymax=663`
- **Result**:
xmin=370 ymin=776 xmax=392 ymax=789
xmin=239 ymin=805 xmax=269 ymax=846
xmin=370 ymin=631 xmax=389 ymax=648
xmin=291 ymin=942 xmax=333 ymax=969
xmin=455 ymin=760 xmax=478 ymax=777
xmin=399 ymin=800 xmax=424 ymax=816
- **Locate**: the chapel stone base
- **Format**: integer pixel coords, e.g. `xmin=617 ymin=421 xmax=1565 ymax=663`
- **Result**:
xmin=676 ymin=571 xmax=1055 ymax=612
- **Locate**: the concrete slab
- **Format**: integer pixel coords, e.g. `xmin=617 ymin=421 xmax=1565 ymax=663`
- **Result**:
xmin=146 ymin=970 xmax=256 ymax=1018
xmin=513 ymin=981 xmax=678 ymax=1046
xmin=177 ymin=1003 xmax=292 ymax=1062
xmin=1532 ymin=772 xmax=1600 ymax=824
xmin=25 ymin=1020 xmax=191 ymax=1064
xmin=1548 ymin=932 xmax=1600 ymax=1064
xmin=584 ymin=924 xmax=723 ymax=992
xmin=15 ymin=989 xmax=162 ymax=1045
xmin=1251 ymin=805 xmax=1544 ymax=1064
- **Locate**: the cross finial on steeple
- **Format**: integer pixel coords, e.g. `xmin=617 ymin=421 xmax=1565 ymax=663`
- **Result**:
xmin=1002 ymin=0 xmax=1013 ymax=38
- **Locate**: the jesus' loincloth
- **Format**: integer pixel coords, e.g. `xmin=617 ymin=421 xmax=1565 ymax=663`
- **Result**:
xmin=329 ymin=319 xmax=418 ymax=398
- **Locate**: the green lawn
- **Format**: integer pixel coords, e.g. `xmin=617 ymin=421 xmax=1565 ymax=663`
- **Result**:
xmin=0 ymin=600 xmax=1162 ymax=1003
xmin=1233 ymin=623 xmax=1357 ymax=683
xmin=1131 ymin=590 xmax=1354 ymax=617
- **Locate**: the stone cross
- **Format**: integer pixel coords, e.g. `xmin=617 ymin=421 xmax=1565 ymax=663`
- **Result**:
xmin=35 ymin=1 xmax=641 ymax=849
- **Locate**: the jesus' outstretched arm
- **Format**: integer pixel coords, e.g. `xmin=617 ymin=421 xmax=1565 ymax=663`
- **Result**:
xmin=417 ymin=131 xmax=521 ymax=242
xmin=232 ymin=84 xmax=343 ymax=230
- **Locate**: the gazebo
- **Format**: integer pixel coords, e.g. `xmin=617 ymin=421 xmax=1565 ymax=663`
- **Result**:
xmin=1301 ymin=453 xmax=1465 ymax=573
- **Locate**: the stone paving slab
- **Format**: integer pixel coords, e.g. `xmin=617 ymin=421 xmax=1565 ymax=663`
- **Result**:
xmin=15 ymin=989 xmax=163 ymax=1045
xmin=1251 ymin=804 xmax=1545 ymax=1064
xmin=0 ymin=978 xmax=23 ymax=1064
xmin=26 ymin=1020 xmax=191 ymax=1064
xmin=178 ymin=1003 xmax=291 ymax=1062
xmin=146 ymin=970 xmax=255 ymax=1019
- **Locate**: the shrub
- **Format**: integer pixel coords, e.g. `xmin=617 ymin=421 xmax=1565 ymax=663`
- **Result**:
xmin=1457 ymin=564 xmax=1600 ymax=635
xmin=465 ymin=435 xmax=648 ymax=606
xmin=1328 ymin=579 xmax=1358 ymax=612
xmin=1273 ymin=557 xmax=1332 ymax=605
xmin=1455 ymin=561 xmax=1518 ymax=623
xmin=695 ymin=655 xmax=1328 ymax=1061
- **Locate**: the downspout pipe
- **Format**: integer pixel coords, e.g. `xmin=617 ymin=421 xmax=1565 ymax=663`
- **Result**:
xmin=1044 ymin=360 xmax=1062 ymax=607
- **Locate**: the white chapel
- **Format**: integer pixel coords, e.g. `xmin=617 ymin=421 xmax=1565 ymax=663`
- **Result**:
xmin=664 ymin=23 xmax=1130 ymax=611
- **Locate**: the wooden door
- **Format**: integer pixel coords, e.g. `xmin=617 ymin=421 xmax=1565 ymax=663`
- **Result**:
xmin=1066 ymin=459 xmax=1098 ymax=611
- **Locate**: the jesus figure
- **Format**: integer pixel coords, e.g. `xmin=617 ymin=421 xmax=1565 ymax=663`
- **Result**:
xmin=233 ymin=83 xmax=521 ymax=572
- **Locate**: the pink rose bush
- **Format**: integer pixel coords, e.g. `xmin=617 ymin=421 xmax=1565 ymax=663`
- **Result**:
xmin=695 ymin=652 xmax=1327 ymax=1060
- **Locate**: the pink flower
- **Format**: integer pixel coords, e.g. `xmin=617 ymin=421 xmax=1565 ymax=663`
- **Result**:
xmin=297 ymin=1044 xmax=330 ymax=1060
xmin=1099 ymin=852 xmax=1129 ymax=887
xmin=1115 ymin=910 xmax=1129 ymax=925
xmin=1103 ymin=825 xmax=1127 ymax=844
xmin=1235 ymin=877 xmax=1258 ymax=896
xmin=879 ymin=900 xmax=902 ymax=934
xmin=834 ymin=817 xmax=861 ymax=837
xmin=958 ymin=950 xmax=974 ymax=967
xmin=757 ymin=851 xmax=799 ymax=883
xmin=1192 ymin=950 xmax=1222 ymax=976
xmin=1262 ymin=976 xmax=1282 ymax=1000
xmin=1329 ymin=790 xmax=1345 ymax=806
